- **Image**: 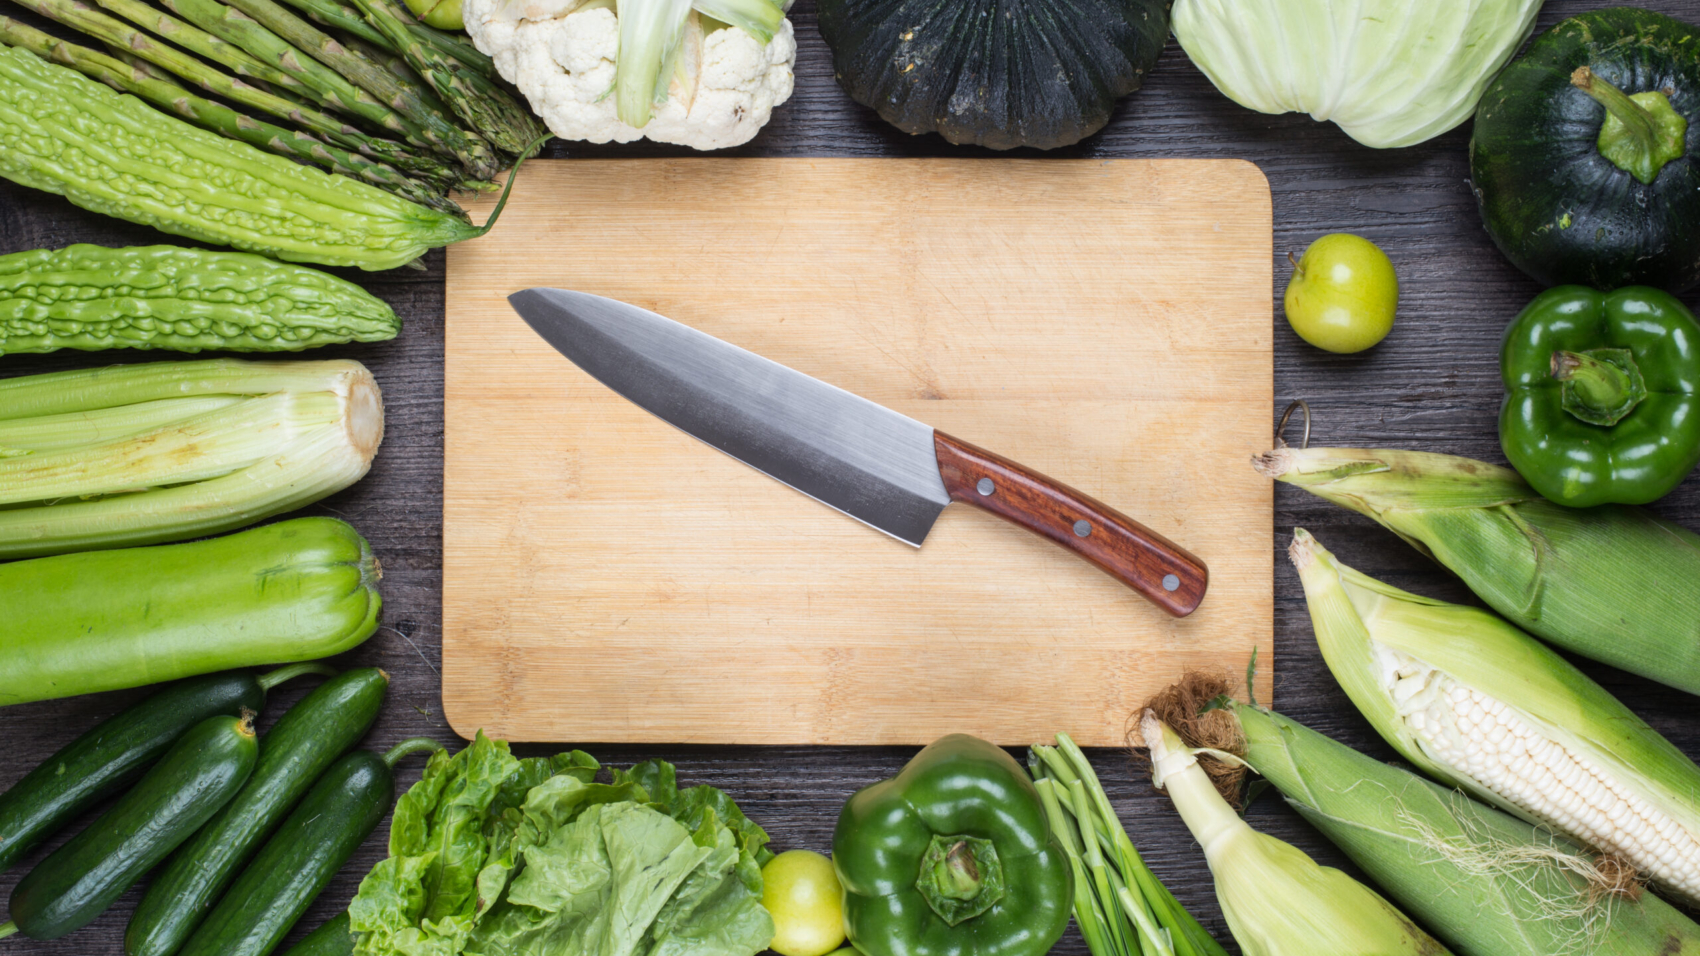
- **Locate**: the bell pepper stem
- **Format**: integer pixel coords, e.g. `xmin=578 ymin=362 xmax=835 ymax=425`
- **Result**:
xmin=1571 ymin=66 xmax=1688 ymax=184
xmin=1552 ymin=348 xmax=1647 ymax=426
xmin=0 ymin=920 xmax=16 ymax=939
xmin=937 ymin=841 xmax=982 ymax=899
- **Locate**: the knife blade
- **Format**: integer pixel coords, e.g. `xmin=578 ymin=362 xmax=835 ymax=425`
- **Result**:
xmin=508 ymin=288 xmax=1208 ymax=617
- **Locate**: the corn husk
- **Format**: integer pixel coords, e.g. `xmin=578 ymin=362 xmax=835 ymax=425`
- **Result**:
xmin=1256 ymin=446 xmax=1700 ymax=695
xmin=0 ymin=358 xmax=382 ymax=557
xmin=1141 ymin=712 xmax=1452 ymax=956
xmin=1291 ymin=528 xmax=1700 ymax=908
xmin=1227 ymin=702 xmax=1700 ymax=956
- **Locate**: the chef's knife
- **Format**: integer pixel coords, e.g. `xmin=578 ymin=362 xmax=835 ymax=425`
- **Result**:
xmin=508 ymin=288 xmax=1209 ymax=617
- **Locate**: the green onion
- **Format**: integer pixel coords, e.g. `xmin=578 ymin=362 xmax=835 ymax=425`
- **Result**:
xmin=0 ymin=358 xmax=382 ymax=557
xmin=1028 ymin=734 xmax=1228 ymax=956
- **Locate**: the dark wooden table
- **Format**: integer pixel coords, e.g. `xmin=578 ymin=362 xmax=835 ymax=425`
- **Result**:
xmin=6 ymin=2 xmax=1700 ymax=952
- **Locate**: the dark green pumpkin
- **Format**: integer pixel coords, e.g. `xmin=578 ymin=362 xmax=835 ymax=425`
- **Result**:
xmin=1470 ymin=7 xmax=1700 ymax=292
xmin=816 ymin=0 xmax=1172 ymax=151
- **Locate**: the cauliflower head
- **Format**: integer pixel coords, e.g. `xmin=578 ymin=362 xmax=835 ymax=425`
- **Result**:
xmin=464 ymin=0 xmax=795 ymax=150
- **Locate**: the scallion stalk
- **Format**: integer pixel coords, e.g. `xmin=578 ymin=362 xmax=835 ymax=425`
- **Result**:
xmin=1028 ymin=734 xmax=1227 ymax=956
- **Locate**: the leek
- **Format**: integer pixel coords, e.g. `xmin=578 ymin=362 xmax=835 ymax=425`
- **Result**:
xmin=1139 ymin=711 xmax=1452 ymax=956
xmin=0 ymin=358 xmax=382 ymax=558
xmin=1028 ymin=734 xmax=1228 ymax=956
xmin=1257 ymin=445 xmax=1700 ymax=696
xmin=1290 ymin=528 xmax=1700 ymax=909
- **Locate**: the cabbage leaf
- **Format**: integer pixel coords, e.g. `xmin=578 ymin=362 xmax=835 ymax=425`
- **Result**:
xmin=1172 ymin=0 xmax=1545 ymax=148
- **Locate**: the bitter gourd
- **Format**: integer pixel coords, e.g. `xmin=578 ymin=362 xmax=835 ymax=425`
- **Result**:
xmin=0 ymin=244 xmax=400 ymax=355
xmin=0 ymin=46 xmax=520 ymax=270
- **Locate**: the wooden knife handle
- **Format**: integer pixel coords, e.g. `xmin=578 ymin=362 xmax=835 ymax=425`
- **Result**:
xmin=933 ymin=431 xmax=1208 ymax=617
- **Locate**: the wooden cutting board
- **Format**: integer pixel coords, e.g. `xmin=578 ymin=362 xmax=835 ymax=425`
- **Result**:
xmin=443 ymin=158 xmax=1272 ymax=746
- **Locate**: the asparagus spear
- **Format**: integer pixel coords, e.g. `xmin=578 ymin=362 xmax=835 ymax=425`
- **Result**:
xmin=269 ymin=0 xmax=495 ymax=79
xmin=0 ymin=16 xmax=461 ymax=213
xmin=343 ymin=32 xmax=452 ymax=118
xmin=104 ymin=49 xmax=462 ymax=212
xmin=83 ymin=0 xmax=314 ymax=99
xmin=15 ymin=0 xmax=462 ymax=185
xmin=152 ymin=0 xmax=486 ymax=175
xmin=346 ymin=0 xmax=542 ymax=157
xmin=213 ymin=0 xmax=499 ymax=178
xmin=411 ymin=21 xmax=492 ymax=77
xmin=271 ymin=0 xmax=389 ymax=49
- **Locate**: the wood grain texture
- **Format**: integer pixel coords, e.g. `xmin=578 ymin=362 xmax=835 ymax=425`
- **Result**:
xmin=3 ymin=1 xmax=1700 ymax=953
xmin=933 ymin=430 xmax=1209 ymax=617
xmin=441 ymin=158 xmax=1272 ymax=746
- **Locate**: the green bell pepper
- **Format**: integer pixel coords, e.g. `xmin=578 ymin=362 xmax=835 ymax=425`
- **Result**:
xmin=1500 ymin=285 xmax=1700 ymax=506
xmin=832 ymin=735 xmax=1071 ymax=956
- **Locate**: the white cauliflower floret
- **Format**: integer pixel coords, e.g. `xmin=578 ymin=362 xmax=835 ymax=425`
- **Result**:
xmin=464 ymin=0 xmax=795 ymax=151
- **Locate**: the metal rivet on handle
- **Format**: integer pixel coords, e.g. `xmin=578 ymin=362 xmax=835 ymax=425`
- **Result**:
xmin=1162 ymin=574 xmax=1180 ymax=592
xmin=976 ymin=478 xmax=995 ymax=496
xmin=1073 ymin=520 xmax=1091 ymax=537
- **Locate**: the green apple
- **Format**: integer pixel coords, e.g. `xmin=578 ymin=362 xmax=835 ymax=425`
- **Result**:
xmin=1284 ymin=234 xmax=1398 ymax=353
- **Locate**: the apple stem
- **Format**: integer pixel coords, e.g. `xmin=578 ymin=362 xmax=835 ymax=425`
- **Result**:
xmin=1287 ymin=250 xmax=1303 ymax=278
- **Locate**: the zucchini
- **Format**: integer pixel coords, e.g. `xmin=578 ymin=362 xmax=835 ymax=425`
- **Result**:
xmin=282 ymin=912 xmax=355 ymax=956
xmin=1 ymin=715 xmax=259 ymax=941
xmin=127 ymin=668 xmax=390 ymax=956
xmin=0 ymin=518 xmax=381 ymax=705
xmin=0 ymin=663 xmax=329 ymax=874
xmin=176 ymin=738 xmax=445 ymax=956
xmin=0 ymin=244 xmax=400 ymax=356
xmin=0 ymin=46 xmax=521 ymax=271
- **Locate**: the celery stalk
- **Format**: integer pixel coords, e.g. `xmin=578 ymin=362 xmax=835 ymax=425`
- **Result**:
xmin=0 ymin=358 xmax=382 ymax=557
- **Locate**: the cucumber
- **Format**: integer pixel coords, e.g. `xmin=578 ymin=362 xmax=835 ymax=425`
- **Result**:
xmin=282 ymin=912 xmax=355 ymax=956
xmin=2 ymin=714 xmax=259 ymax=941
xmin=0 ymin=663 xmax=330 ymax=873
xmin=176 ymin=738 xmax=444 ymax=956
xmin=127 ymin=668 xmax=390 ymax=956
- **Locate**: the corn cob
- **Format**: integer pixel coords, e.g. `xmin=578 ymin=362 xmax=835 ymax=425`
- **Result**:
xmin=1257 ymin=445 xmax=1700 ymax=696
xmin=1148 ymin=675 xmax=1700 ymax=956
xmin=1290 ymin=527 xmax=1700 ymax=907
xmin=1140 ymin=711 xmax=1453 ymax=956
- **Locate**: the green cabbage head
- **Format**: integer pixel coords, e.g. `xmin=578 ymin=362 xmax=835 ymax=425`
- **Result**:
xmin=1173 ymin=0 xmax=1545 ymax=148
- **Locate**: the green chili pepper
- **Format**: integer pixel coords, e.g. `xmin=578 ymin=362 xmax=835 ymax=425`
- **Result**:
xmin=832 ymin=735 xmax=1072 ymax=956
xmin=1500 ymin=285 xmax=1700 ymax=506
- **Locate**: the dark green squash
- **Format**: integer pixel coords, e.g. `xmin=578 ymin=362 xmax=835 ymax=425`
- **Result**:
xmin=816 ymin=0 xmax=1172 ymax=151
xmin=1470 ymin=7 xmax=1700 ymax=292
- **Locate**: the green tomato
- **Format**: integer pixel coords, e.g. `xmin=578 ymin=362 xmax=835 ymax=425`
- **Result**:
xmin=762 ymin=850 xmax=846 ymax=956
xmin=1283 ymin=233 xmax=1398 ymax=353
xmin=403 ymin=0 xmax=462 ymax=30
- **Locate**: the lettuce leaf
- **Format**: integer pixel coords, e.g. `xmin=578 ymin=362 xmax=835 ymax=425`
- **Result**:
xmin=352 ymin=739 xmax=773 ymax=956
